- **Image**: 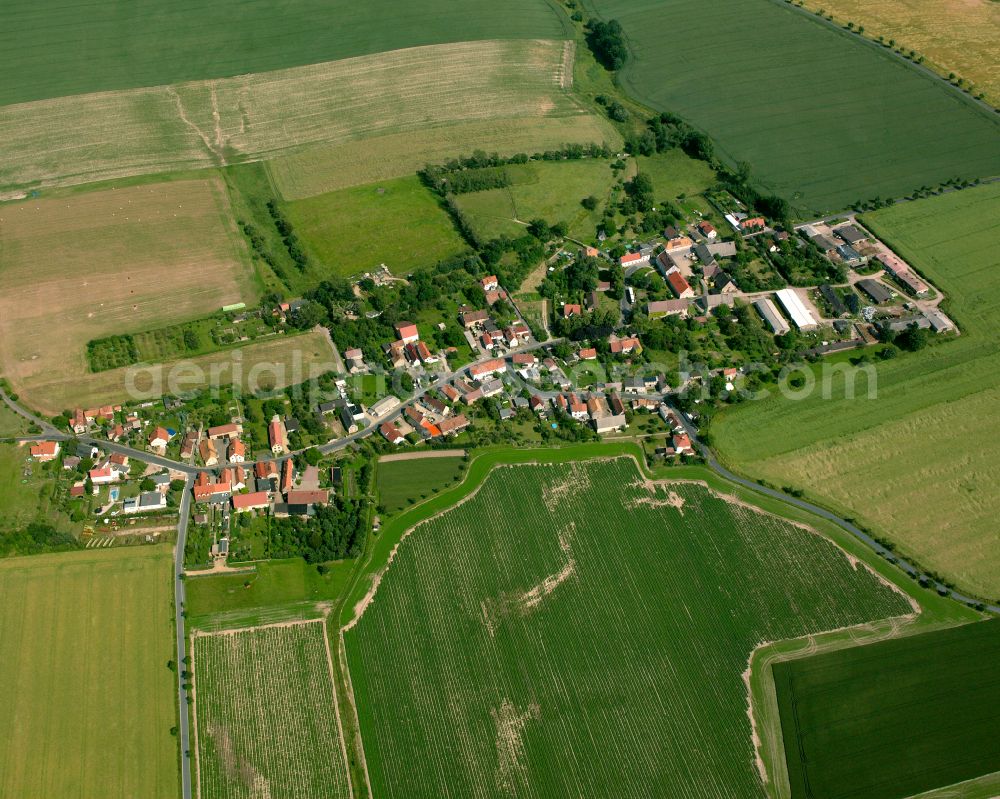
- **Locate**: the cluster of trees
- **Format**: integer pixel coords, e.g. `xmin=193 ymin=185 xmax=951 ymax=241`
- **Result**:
xmin=595 ymin=94 xmax=629 ymax=122
xmin=239 ymin=220 xmax=289 ymax=285
xmin=716 ymin=162 xmax=791 ymax=228
xmin=539 ymin=255 xmax=601 ymax=302
xmin=586 ymin=19 xmax=628 ymax=70
xmin=624 ymin=112 xmax=715 ymax=164
xmin=553 ymin=306 xmax=619 ymax=341
xmin=266 ymin=498 xmax=366 ymax=562
xmin=86 ymin=334 xmax=140 ymax=372
xmin=420 ymin=143 xmax=614 ymax=196
xmin=765 ymin=237 xmax=846 ymax=285
xmin=267 ymin=200 xmax=310 ymax=273
xmin=433 ymin=166 xmax=510 ymax=195
xmin=0 ymin=522 xmax=79 ymax=557
xmin=713 ymin=303 xmax=778 ymax=362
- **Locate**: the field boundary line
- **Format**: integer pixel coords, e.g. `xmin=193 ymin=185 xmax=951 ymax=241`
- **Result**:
xmin=337 ymin=630 xmax=374 ymax=799
xmin=190 ymin=634 xmax=202 ymax=799
xmin=190 ymin=614 xmax=327 ymax=639
xmin=378 ymin=449 xmax=466 ymax=463
xmin=321 ymin=622 xmax=355 ymax=799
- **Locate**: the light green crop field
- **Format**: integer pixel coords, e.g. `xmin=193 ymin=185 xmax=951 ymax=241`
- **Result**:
xmin=344 ymin=458 xmax=911 ymax=798
xmin=452 ymin=159 xmax=619 ymax=240
xmin=283 ymin=175 xmax=467 ymax=279
xmin=1 ymin=40 xmax=592 ymax=196
xmin=193 ymin=621 xmax=350 ymax=799
xmin=580 ymin=0 xmax=1000 ymax=214
xmin=0 ymin=0 xmax=567 ymax=107
xmin=0 ymin=546 xmax=178 ymax=799
xmin=269 ymin=116 xmax=622 ymax=200
xmin=376 ymin=455 xmax=468 ymax=514
xmin=775 ymin=619 xmax=1000 ymax=799
xmin=712 ymin=183 xmax=1000 ymax=598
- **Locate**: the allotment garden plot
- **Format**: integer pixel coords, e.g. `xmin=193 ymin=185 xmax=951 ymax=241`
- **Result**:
xmin=344 ymin=458 xmax=912 ymax=798
xmin=193 ymin=620 xmax=350 ymax=799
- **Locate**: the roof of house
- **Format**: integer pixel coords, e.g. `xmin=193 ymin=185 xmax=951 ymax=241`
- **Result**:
xmin=30 ymin=441 xmax=59 ymax=457
xmin=666 ymin=271 xmax=692 ymax=296
xmin=285 ymin=489 xmax=328 ymax=506
xmin=562 ymin=303 xmax=582 ymax=318
xmin=207 ymin=422 xmax=241 ymax=438
xmin=578 ymin=347 xmax=598 ymax=359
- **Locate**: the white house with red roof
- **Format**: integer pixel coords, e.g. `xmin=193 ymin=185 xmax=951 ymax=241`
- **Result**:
xmin=395 ymin=322 xmax=419 ymax=344
xmin=480 ymin=275 xmax=499 ymax=292
xmin=29 ymin=441 xmax=60 ymax=462
xmin=268 ymin=417 xmax=287 ymax=454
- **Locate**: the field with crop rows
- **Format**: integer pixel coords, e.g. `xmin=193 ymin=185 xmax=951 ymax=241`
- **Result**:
xmin=283 ymin=175 xmax=467 ymax=279
xmin=0 ymin=176 xmax=257 ymax=412
xmin=580 ymin=0 xmax=1000 ymax=214
xmin=0 ymin=40 xmax=588 ymax=195
xmin=453 ymin=159 xmax=620 ymax=240
xmin=817 ymin=0 xmax=1000 ymax=106
xmin=344 ymin=458 xmax=911 ymax=798
xmin=0 ymin=546 xmax=178 ymax=799
xmin=775 ymin=619 xmax=1000 ymax=799
xmin=1 ymin=0 xmax=567 ymax=107
xmin=713 ymin=182 xmax=1000 ymax=598
xmin=193 ymin=621 xmax=350 ymax=799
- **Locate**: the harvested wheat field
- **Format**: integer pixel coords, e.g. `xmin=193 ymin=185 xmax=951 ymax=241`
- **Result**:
xmin=819 ymin=0 xmax=1000 ymax=105
xmin=0 ymin=177 xmax=254 ymax=412
xmin=0 ymin=40 xmax=594 ymax=195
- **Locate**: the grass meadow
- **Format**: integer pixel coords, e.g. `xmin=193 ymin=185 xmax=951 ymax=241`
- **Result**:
xmin=186 ymin=558 xmax=355 ymax=631
xmin=0 ymin=39 xmax=591 ymax=196
xmin=453 ymin=159 xmax=620 ymax=241
xmin=712 ymin=183 xmax=1000 ymax=598
xmin=0 ymin=444 xmax=75 ymax=536
xmin=1 ymin=0 xmax=567 ymax=107
xmin=580 ymin=0 xmax=1000 ymax=213
xmin=817 ymin=0 xmax=1000 ymax=106
xmin=376 ymin=455 xmax=468 ymax=514
xmin=775 ymin=619 xmax=1000 ymax=799
xmin=344 ymin=458 xmax=911 ymax=798
xmin=0 ymin=546 xmax=178 ymax=798
xmin=634 ymin=149 xmax=718 ymax=203
xmin=193 ymin=621 xmax=350 ymax=799
xmin=284 ymin=175 xmax=467 ymax=279
xmin=0 ymin=176 xmax=256 ymax=411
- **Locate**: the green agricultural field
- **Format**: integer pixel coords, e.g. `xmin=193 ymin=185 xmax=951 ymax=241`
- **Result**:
xmin=186 ymin=557 xmax=355 ymax=631
xmin=344 ymin=457 xmax=912 ymax=798
xmin=193 ymin=621 xmax=350 ymax=799
xmin=0 ymin=546 xmax=178 ymax=798
xmin=269 ymin=116 xmax=622 ymax=200
xmin=452 ymin=159 xmax=619 ymax=241
xmin=712 ymin=183 xmax=1000 ymax=598
xmin=580 ymin=0 xmax=1000 ymax=214
xmin=283 ymin=175 xmax=467 ymax=280
xmin=1 ymin=0 xmax=567 ymax=107
xmin=376 ymin=455 xmax=467 ymax=514
xmin=775 ymin=619 xmax=1000 ymax=799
